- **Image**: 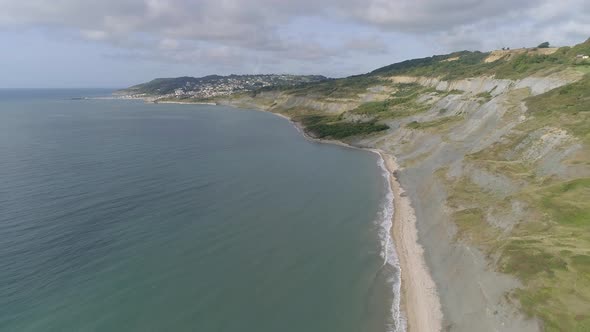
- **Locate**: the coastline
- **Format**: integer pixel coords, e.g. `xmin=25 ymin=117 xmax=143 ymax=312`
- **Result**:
xmin=381 ymin=153 xmax=443 ymax=332
xmin=266 ymin=111 xmax=443 ymax=332
xmin=135 ymin=99 xmax=443 ymax=332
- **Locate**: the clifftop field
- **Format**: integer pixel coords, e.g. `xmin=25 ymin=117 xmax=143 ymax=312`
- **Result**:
xmin=122 ymin=38 xmax=590 ymax=331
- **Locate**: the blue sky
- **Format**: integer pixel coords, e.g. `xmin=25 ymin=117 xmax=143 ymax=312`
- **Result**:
xmin=0 ymin=0 xmax=588 ymax=88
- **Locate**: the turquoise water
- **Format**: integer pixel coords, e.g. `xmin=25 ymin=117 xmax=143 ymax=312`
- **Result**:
xmin=0 ymin=90 xmax=400 ymax=331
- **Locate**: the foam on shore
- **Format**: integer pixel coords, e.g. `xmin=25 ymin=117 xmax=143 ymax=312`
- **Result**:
xmin=375 ymin=154 xmax=406 ymax=332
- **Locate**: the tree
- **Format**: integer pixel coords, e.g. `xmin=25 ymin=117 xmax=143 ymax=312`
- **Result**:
xmin=538 ymin=42 xmax=550 ymax=48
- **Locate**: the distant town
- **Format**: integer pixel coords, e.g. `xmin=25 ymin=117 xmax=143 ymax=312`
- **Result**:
xmin=115 ymin=74 xmax=328 ymax=101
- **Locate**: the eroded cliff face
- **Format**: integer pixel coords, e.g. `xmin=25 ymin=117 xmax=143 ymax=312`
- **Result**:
xmin=220 ymin=68 xmax=589 ymax=331
xmin=386 ymin=69 xmax=580 ymax=96
xmin=361 ymin=73 xmax=584 ymax=332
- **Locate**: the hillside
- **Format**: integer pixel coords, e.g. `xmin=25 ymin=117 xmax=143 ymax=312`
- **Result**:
xmin=115 ymin=74 xmax=328 ymax=100
xmin=212 ymin=39 xmax=590 ymax=331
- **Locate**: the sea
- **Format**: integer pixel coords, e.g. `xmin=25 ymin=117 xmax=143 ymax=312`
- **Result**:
xmin=0 ymin=89 xmax=402 ymax=332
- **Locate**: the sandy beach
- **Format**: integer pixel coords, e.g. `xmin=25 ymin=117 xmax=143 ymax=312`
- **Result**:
xmin=380 ymin=152 xmax=442 ymax=332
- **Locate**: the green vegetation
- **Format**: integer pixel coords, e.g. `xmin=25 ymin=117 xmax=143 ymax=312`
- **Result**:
xmin=349 ymin=100 xmax=429 ymax=119
xmin=539 ymin=179 xmax=590 ymax=226
xmin=501 ymin=212 xmax=590 ymax=332
xmin=440 ymin=171 xmax=507 ymax=249
xmin=538 ymin=42 xmax=550 ymax=48
xmin=350 ymin=100 xmax=391 ymax=115
xmin=492 ymin=53 xmax=567 ymax=79
xmin=392 ymin=83 xmax=425 ymax=97
xmin=346 ymin=83 xmax=432 ymax=119
xmin=285 ymin=75 xmax=380 ymax=98
xmin=297 ymin=115 xmax=388 ymax=139
xmin=571 ymin=37 xmax=590 ymax=55
xmin=501 ymin=244 xmax=568 ymax=280
xmin=442 ymin=162 xmax=590 ymax=330
xmin=572 ymin=255 xmax=590 ymax=275
xmin=475 ymin=91 xmax=493 ymax=102
xmin=446 ymin=89 xmax=464 ymax=95
xmin=371 ymin=51 xmax=502 ymax=80
xmin=526 ymin=74 xmax=590 ymax=143
xmin=370 ymin=51 xmax=489 ymax=79
xmin=405 ymin=121 xmax=421 ymax=129
xmin=365 ymin=38 xmax=590 ymax=81
xmin=406 ymin=115 xmax=463 ymax=130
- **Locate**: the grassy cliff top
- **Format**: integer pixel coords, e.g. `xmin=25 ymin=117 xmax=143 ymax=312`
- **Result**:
xmin=369 ymin=38 xmax=590 ymax=80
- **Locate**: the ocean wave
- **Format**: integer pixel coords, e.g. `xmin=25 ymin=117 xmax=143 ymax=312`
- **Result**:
xmin=375 ymin=155 xmax=406 ymax=332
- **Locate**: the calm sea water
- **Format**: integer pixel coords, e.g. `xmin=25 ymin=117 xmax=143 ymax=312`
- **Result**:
xmin=0 ymin=89 xmax=401 ymax=332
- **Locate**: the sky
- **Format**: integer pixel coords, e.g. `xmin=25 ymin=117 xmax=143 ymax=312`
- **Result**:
xmin=0 ymin=0 xmax=588 ymax=88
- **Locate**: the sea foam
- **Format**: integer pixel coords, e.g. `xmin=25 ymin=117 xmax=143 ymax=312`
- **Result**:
xmin=375 ymin=154 xmax=406 ymax=332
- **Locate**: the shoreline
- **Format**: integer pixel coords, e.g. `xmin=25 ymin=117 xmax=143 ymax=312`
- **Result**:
xmin=133 ymin=99 xmax=443 ymax=332
xmin=381 ymin=153 xmax=443 ymax=332
xmin=270 ymin=111 xmax=443 ymax=332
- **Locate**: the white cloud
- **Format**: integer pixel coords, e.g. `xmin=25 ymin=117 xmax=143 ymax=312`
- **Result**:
xmin=80 ymin=29 xmax=108 ymax=41
xmin=158 ymin=38 xmax=179 ymax=50
xmin=0 ymin=0 xmax=587 ymax=75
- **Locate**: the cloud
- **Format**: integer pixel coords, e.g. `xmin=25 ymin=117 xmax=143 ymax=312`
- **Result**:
xmin=342 ymin=0 xmax=538 ymax=32
xmin=158 ymin=38 xmax=179 ymax=50
xmin=342 ymin=36 xmax=389 ymax=54
xmin=0 ymin=0 xmax=588 ymax=76
xmin=433 ymin=0 xmax=589 ymax=52
xmin=80 ymin=29 xmax=109 ymax=41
